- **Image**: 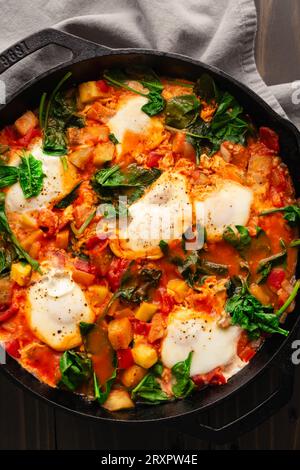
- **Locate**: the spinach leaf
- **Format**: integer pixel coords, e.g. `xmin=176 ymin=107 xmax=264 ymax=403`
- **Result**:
xmin=141 ymin=91 xmax=165 ymax=116
xmin=131 ymin=373 xmax=170 ymax=404
xmin=19 ymin=154 xmax=45 ymax=199
xmin=170 ymin=75 xmax=250 ymax=161
xmin=193 ymin=73 xmax=218 ymax=101
xmin=256 ymin=246 xmax=287 ymax=284
xmin=59 ymin=350 xmax=92 ymax=391
xmin=165 ymin=94 xmax=200 ymax=129
xmin=126 ymin=65 xmax=163 ymax=92
xmin=92 ymin=164 xmax=161 ymax=215
xmin=225 ymin=290 xmax=288 ymax=339
xmin=54 ymin=181 xmax=82 ymax=209
xmin=259 ymin=205 xmax=300 ymax=227
xmin=108 ymin=133 xmax=119 ymax=145
xmin=0 ymin=199 xmax=40 ymax=272
xmin=94 ymin=359 xmax=117 ymax=405
xmin=79 ymin=321 xmax=95 ymax=336
xmin=104 ymin=68 xmax=165 ymax=116
xmin=223 ymin=225 xmax=251 ymax=253
xmin=41 ymin=72 xmax=85 ymax=155
xmin=172 ymin=352 xmax=195 ymax=398
xmin=0 ymin=165 xmax=19 ymax=189
xmin=175 ymin=251 xmax=228 ymax=287
xmin=159 ymin=240 xmax=169 ymax=256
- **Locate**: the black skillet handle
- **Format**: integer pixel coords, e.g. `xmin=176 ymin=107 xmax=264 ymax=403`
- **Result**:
xmin=0 ymin=28 xmax=112 ymax=75
xmin=174 ymin=363 xmax=294 ymax=444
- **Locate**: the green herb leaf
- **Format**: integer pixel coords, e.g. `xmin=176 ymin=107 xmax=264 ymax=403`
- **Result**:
xmin=165 ymin=94 xmax=200 ymax=129
xmin=259 ymin=205 xmax=300 ymax=227
xmin=54 ymin=181 xmax=82 ymax=209
xmin=79 ymin=321 xmax=95 ymax=336
xmin=223 ymin=225 xmax=251 ymax=253
xmin=18 ymin=154 xmax=45 ymax=199
xmin=41 ymin=73 xmax=85 ymax=155
xmin=104 ymin=68 xmax=165 ymax=117
xmin=0 ymin=199 xmax=40 ymax=272
xmin=225 ymin=290 xmax=288 ymax=339
xmin=59 ymin=350 xmax=92 ymax=391
xmin=194 ymin=73 xmax=218 ymax=101
xmin=290 ymin=239 xmax=300 ymax=247
xmin=131 ymin=373 xmax=170 ymax=404
xmin=0 ymin=165 xmax=19 ymax=189
xmin=256 ymin=247 xmax=287 ymax=284
xmin=172 ymin=352 xmax=195 ymax=398
xmin=142 ymin=91 xmax=165 ymax=116
xmin=94 ymin=363 xmax=117 ymax=405
xmin=159 ymin=240 xmax=169 ymax=256
xmin=108 ymin=133 xmax=120 ymax=145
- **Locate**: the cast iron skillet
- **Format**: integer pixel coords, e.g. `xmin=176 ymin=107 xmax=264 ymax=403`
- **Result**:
xmin=0 ymin=28 xmax=299 ymax=433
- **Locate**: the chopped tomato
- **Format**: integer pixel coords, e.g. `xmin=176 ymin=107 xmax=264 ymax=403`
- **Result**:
xmin=259 ymin=127 xmax=279 ymax=153
xmin=5 ymin=339 xmax=21 ymax=359
xmin=0 ymin=304 xmax=19 ymax=323
xmin=107 ymin=258 xmax=130 ymax=291
xmin=74 ymin=257 xmax=96 ymax=275
xmin=17 ymin=128 xmax=41 ymax=147
xmin=117 ymin=348 xmax=134 ymax=369
xmin=237 ymin=331 xmax=256 ymax=362
xmin=86 ymin=236 xmax=108 ymax=251
xmin=193 ymin=367 xmax=226 ymax=387
xmin=131 ymin=319 xmax=151 ymax=336
xmin=3 ymin=126 xmax=18 ymax=145
xmin=146 ymin=152 xmax=161 ymax=168
xmin=267 ymin=267 xmax=286 ymax=291
xmin=153 ymin=287 xmax=175 ymax=314
xmin=97 ymin=79 xmax=109 ymax=93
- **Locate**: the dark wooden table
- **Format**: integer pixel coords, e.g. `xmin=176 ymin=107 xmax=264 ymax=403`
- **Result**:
xmin=1 ymin=0 xmax=300 ymax=450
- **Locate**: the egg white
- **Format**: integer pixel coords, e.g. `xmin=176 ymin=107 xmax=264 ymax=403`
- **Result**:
xmin=26 ymin=265 xmax=94 ymax=351
xmin=5 ymin=142 xmax=70 ymax=214
xmin=161 ymin=307 xmax=243 ymax=377
xmin=195 ymin=180 xmax=253 ymax=242
xmin=109 ymin=170 xmax=192 ymax=259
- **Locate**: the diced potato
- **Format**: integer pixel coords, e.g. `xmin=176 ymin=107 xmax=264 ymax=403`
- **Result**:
xmin=69 ymin=146 xmax=94 ymax=169
xmin=93 ymin=141 xmax=115 ymax=167
xmin=108 ymin=317 xmax=133 ymax=350
xmin=132 ymin=343 xmax=158 ymax=369
xmin=148 ymin=313 xmax=165 ymax=344
xmin=29 ymin=241 xmax=41 ymax=259
xmin=120 ymin=365 xmax=147 ymax=389
xmin=135 ymin=302 xmax=158 ymax=322
xmin=103 ymin=389 xmax=134 ymax=411
xmin=72 ymin=268 xmax=95 ymax=286
xmin=55 ymin=230 xmax=69 ymax=250
xmin=88 ymin=285 xmax=109 ymax=304
xmin=20 ymin=214 xmax=38 ymax=229
xmin=21 ymin=229 xmax=43 ymax=251
xmin=78 ymin=81 xmax=108 ymax=105
xmin=167 ymin=279 xmax=189 ymax=302
xmin=14 ymin=110 xmax=38 ymax=136
xmin=11 ymin=262 xmax=32 ymax=286
xmin=250 ymin=283 xmax=270 ymax=305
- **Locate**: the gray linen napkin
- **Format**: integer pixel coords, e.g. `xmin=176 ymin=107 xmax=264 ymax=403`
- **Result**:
xmin=0 ymin=0 xmax=298 ymax=127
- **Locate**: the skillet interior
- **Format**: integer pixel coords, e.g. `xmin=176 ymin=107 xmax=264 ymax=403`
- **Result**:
xmin=0 ymin=40 xmax=300 ymax=423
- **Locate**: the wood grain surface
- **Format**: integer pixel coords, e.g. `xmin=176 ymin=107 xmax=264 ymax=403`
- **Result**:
xmin=1 ymin=0 xmax=300 ymax=450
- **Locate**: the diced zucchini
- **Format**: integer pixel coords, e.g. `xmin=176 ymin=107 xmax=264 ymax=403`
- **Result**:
xmin=11 ymin=262 xmax=32 ymax=286
xmin=135 ymin=302 xmax=158 ymax=322
xmin=93 ymin=141 xmax=115 ymax=167
xmin=78 ymin=81 xmax=107 ymax=105
xmin=132 ymin=343 xmax=158 ymax=369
